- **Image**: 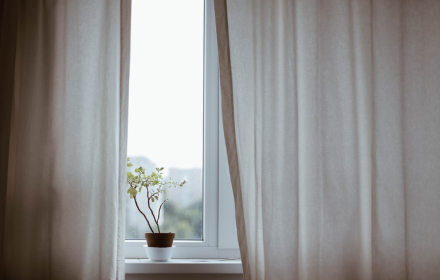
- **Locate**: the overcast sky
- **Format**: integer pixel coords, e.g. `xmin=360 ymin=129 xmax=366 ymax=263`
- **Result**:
xmin=127 ymin=0 xmax=204 ymax=170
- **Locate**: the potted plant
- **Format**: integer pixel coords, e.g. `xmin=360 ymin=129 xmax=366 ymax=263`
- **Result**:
xmin=126 ymin=158 xmax=188 ymax=260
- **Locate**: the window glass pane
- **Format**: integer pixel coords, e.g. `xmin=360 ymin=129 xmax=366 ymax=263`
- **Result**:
xmin=126 ymin=0 xmax=204 ymax=240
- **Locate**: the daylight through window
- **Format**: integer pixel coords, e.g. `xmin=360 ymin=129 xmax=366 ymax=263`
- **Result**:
xmin=126 ymin=0 xmax=204 ymax=240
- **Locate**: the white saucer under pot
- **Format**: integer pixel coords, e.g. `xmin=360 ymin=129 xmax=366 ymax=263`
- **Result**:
xmin=143 ymin=245 xmax=175 ymax=262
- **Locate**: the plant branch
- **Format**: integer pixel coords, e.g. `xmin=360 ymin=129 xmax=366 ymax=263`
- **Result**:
xmin=157 ymin=200 xmax=167 ymax=225
xmin=126 ymin=161 xmax=189 ymax=235
xmin=148 ymin=191 xmax=159 ymax=200
xmin=146 ymin=185 xmax=160 ymax=233
xmin=134 ymin=195 xmax=154 ymax=233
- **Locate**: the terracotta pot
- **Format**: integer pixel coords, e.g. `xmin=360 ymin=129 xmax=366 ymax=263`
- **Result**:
xmin=145 ymin=232 xmax=175 ymax=247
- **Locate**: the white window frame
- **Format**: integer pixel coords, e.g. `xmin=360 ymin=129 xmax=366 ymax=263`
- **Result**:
xmin=125 ymin=0 xmax=239 ymax=259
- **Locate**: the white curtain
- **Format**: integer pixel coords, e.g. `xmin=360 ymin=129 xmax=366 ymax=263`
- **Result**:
xmin=0 ymin=0 xmax=131 ymax=279
xmin=215 ymin=0 xmax=440 ymax=279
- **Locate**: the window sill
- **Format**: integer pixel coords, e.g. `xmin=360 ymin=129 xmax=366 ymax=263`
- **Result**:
xmin=125 ymin=258 xmax=243 ymax=274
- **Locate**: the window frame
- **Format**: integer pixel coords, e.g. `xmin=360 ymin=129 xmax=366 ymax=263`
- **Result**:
xmin=125 ymin=0 xmax=239 ymax=259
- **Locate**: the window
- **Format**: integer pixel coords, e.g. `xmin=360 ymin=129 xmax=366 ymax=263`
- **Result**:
xmin=126 ymin=0 xmax=204 ymax=241
xmin=125 ymin=0 xmax=239 ymax=259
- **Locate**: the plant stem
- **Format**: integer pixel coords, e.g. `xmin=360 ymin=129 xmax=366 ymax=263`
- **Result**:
xmin=157 ymin=200 xmax=167 ymax=225
xmin=134 ymin=195 xmax=154 ymax=233
xmin=146 ymin=185 xmax=161 ymax=233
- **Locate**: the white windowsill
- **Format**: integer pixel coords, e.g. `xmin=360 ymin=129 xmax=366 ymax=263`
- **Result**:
xmin=125 ymin=258 xmax=243 ymax=274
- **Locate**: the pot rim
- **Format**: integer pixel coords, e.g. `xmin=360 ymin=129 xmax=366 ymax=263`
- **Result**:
xmin=145 ymin=232 xmax=175 ymax=235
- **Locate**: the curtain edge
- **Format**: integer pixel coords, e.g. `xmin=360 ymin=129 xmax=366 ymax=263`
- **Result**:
xmin=117 ymin=0 xmax=132 ymax=279
xmin=213 ymin=1 xmax=251 ymax=279
xmin=0 ymin=0 xmax=20 ymax=278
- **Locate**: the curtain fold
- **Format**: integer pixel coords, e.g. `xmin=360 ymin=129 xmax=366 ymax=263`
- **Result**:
xmin=214 ymin=1 xmax=251 ymax=278
xmin=215 ymin=0 xmax=440 ymax=279
xmin=0 ymin=0 xmax=131 ymax=279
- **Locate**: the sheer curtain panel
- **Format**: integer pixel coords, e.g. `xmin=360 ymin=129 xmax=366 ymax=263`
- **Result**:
xmin=215 ymin=0 xmax=440 ymax=279
xmin=0 ymin=0 xmax=131 ymax=279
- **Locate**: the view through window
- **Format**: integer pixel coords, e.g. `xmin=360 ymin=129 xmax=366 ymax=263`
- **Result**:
xmin=126 ymin=0 xmax=204 ymax=240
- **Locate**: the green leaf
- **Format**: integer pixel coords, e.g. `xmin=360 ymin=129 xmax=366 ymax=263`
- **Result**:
xmin=127 ymin=163 xmax=133 ymax=167
xmin=151 ymin=198 xmax=155 ymax=202
xmin=127 ymin=172 xmax=134 ymax=178
xmin=127 ymin=187 xmax=138 ymax=197
xmin=127 ymin=158 xmax=130 ymax=161
xmin=135 ymin=168 xmax=139 ymax=173
xmin=130 ymin=193 xmax=133 ymax=199
xmin=155 ymin=196 xmax=158 ymax=200
xmin=139 ymin=186 xmax=142 ymax=193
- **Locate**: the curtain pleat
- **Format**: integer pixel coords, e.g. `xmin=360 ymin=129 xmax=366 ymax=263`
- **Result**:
xmin=0 ymin=0 xmax=131 ymax=279
xmin=215 ymin=0 xmax=440 ymax=279
xmin=214 ymin=1 xmax=251 ymax=278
